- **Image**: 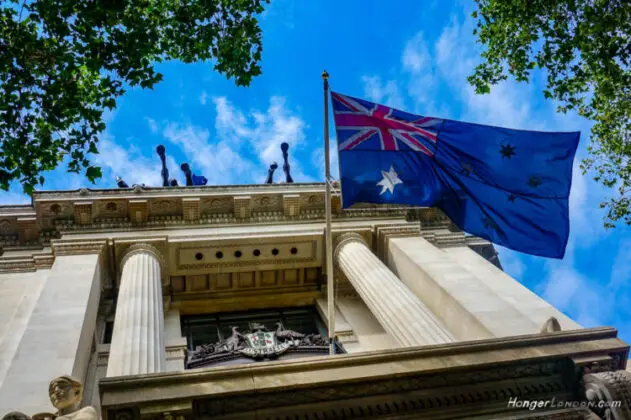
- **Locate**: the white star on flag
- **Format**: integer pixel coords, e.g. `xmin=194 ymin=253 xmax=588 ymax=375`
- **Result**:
xmin=377 ymin=165 xmax=403 ymax=195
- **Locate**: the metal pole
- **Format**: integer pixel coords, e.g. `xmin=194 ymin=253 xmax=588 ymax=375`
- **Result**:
xmin=322 ymin=70 xmax=336 ymax=356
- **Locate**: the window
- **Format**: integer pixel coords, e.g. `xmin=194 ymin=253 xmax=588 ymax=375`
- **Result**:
xmin=182 ymin=307 xmax=327 ymax=351
xmin=103 ymin=321 xmax=114 ymax=344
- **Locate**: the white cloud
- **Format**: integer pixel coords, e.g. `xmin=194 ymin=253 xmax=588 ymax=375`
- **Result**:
xmin=403 ymin=32 xmax=431 ymax=74
xmin=199 ymin=91 xmax=208 ymax=105
xmin=211 ymin=96 xmax=313 ymax=182
xmin=361 ymin=76 xmax=405 ymax=110
xmin=162 ymin=123 xmax=258 ymax=185
xmin=94 ymin=136 xmax=177 ymax=187
xmin=146 ymin=118 xmax=159 ymax=134
xmin=311 ymin=137 xmax=339 ymax=181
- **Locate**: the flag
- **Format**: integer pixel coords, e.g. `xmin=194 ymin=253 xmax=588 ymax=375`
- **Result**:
xmin=330 ymin=91 xmax=580 ymax=259
xmin=192 ymin=174 xmax=208 ymax=186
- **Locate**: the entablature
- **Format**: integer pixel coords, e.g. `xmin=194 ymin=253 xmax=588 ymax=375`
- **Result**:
xmin=98 ymin=327 xmax=630 ymax=420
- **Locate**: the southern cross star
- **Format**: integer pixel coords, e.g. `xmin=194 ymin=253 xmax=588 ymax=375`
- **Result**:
xmin=377 ymin=165 xmax=403 ymax=195
xmin=500 ymin=144 xmax=516 ymax=159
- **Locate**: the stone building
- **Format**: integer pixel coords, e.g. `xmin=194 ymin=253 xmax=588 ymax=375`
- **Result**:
xmin=0 ymin=181 xmax=629 ymax=419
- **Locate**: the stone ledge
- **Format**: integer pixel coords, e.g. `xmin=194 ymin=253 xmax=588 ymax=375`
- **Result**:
xmin=100 ymin=327 xmax=627 ymax=402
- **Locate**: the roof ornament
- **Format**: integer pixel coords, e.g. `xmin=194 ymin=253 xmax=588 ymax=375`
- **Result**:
xmin=281 ymin=142 xmax=294 ymax=183
xmin=115 ymin=176 xmax=129 ymax=188
xmin=180 ymin=163 xmax=208 ymax=186
xmin=265 ymin=162 xmax=278 ymax=184
xmin=156 ymin=145 xmax=170 ymax=187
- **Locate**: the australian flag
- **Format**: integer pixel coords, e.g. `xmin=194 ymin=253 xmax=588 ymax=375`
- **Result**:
xmin=331 ymin=91 xmax=580 ymax=259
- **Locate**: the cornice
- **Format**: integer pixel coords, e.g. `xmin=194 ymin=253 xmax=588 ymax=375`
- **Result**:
xmin=31 ymin=182 xmax=332 ymax=200
xmin=51 ymin=239 xmax=107 ymax=256
xmin=0 ymin=182 xmax=452 ymax=254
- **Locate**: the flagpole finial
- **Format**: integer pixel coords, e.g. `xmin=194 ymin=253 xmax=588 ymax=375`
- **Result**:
xmin=322 ymin=70 xmax=329 ymax=80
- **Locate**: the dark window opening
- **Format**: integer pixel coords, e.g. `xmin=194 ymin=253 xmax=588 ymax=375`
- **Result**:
xmin=195 ymin=252 xmax=204 ymax=261
xmin=271 ymin=248 xmax=279 ymax=256
xmin=253 ymin=249 xmax=261 ymax=256
xmin=234 ymin=250 xmax=242 ymax=258
xmin=215 ymin=251 xmax=223 ymax=259
xmin=103 ymin=321 xmax=114 ymax=344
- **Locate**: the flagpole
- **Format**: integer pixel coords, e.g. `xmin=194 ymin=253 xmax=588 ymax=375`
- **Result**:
xmin=322 ymin=70 xmax=336 ymax=356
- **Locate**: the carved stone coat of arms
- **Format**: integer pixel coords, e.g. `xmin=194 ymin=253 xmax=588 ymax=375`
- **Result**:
xmin=186 ymin=322 xmax=331 ymax=369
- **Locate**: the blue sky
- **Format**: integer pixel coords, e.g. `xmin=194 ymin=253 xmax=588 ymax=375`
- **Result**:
xmin=2 ymin=0 xmax=630 ymax=343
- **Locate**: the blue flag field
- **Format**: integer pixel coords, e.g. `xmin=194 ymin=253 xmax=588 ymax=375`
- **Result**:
xmin=331 ymin=91 xmax=580 ymax=259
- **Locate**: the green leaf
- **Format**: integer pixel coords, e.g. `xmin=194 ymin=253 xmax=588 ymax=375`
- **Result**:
xmin=86 ymin=166 xmax=102 ymax=182
xmin=0 ymin=0 xmax=268 ymax=194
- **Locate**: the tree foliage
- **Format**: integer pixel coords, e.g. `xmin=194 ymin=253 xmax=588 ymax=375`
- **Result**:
xmin=469 ymin=0 xmax=631 ymax=227
xmin=0 ymin=0 xmax=268 ymax=194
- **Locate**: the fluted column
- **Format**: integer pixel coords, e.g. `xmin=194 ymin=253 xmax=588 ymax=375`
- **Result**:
xmin=107 ymin=244 xmax=166 ymax=377
xmin=334 ymin=233 xmax=454 ymax=347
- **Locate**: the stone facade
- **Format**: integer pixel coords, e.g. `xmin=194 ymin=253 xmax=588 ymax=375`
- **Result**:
xmin=0 ymin=183 xmax=628 ymax=419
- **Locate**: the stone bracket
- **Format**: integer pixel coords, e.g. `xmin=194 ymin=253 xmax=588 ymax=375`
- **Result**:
xmin=233 ymin=196 xmax=251 ymax=219
xmin=17 ymin=216 xmax=39 ymax=245
xmin=283 ymin=194 xmax=301 ymax=217
xmin=128 ymin=199 xmax=149 ymax=223
xmin=181 ymin=198 xmax=200 ymax=221
xmin=74 ymin=200 xmax=94 ymax=225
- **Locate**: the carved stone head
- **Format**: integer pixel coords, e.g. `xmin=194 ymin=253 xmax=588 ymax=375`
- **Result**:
xmin=2 ymin=412 xmax=31 ymax=420
xmin=48 ymin=375 xmax=83 ymax=411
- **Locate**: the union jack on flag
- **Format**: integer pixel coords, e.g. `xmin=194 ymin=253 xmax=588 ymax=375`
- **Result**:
xmin=330 ymin=91 xmax=443 ymax=157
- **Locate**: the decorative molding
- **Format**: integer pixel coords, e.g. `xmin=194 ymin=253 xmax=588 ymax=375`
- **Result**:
xmin=374 ymin=225 xmax=421 ymax=260
xmin=195 ymin=361 xmax=570 ymax=417
xmin=52 ymin=239 xmax=107 ymax=256
xmin=0 ymin=252 xmax=54 ymax=273
xmin=176 ymin=240 xmax=318 ymax=271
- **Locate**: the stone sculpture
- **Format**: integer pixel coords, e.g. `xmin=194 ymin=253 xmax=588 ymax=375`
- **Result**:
xmin=540 ymin=316 xmax=562 ymax=333
xmin=1 ymin=376 xmax=98 ymax=420
xmin=156 ymin=145 xmax=170 ymax=187
xmin=281 ymin=142 xmax=294 ymax=183
xmin=265 ymin=162 xmax=278 ymax=184
xmin=187 ymin=323 xmax=331 ymax=369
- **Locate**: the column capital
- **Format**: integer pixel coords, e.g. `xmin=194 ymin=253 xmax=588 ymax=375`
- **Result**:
xmin=120 ymin=243 xmax=167 ymax=285
xmin=333 ymin=232 xmax=367 ymax=261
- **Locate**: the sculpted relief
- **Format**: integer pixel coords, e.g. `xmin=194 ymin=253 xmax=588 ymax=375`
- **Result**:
xmin=2 ymin=376 xmax=98 ymax=420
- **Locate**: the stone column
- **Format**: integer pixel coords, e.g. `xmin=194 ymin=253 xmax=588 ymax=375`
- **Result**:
xmin=334 ymin=233 xmax=454 ymax=347
xmin=107 ymin=244 xmax=166 ymax=377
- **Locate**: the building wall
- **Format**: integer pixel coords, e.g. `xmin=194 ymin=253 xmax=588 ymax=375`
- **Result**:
xmin=0 ymin=254 xmax=102 ymax=415
xmin=0 ymin=269 xmax=50 ymax=389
